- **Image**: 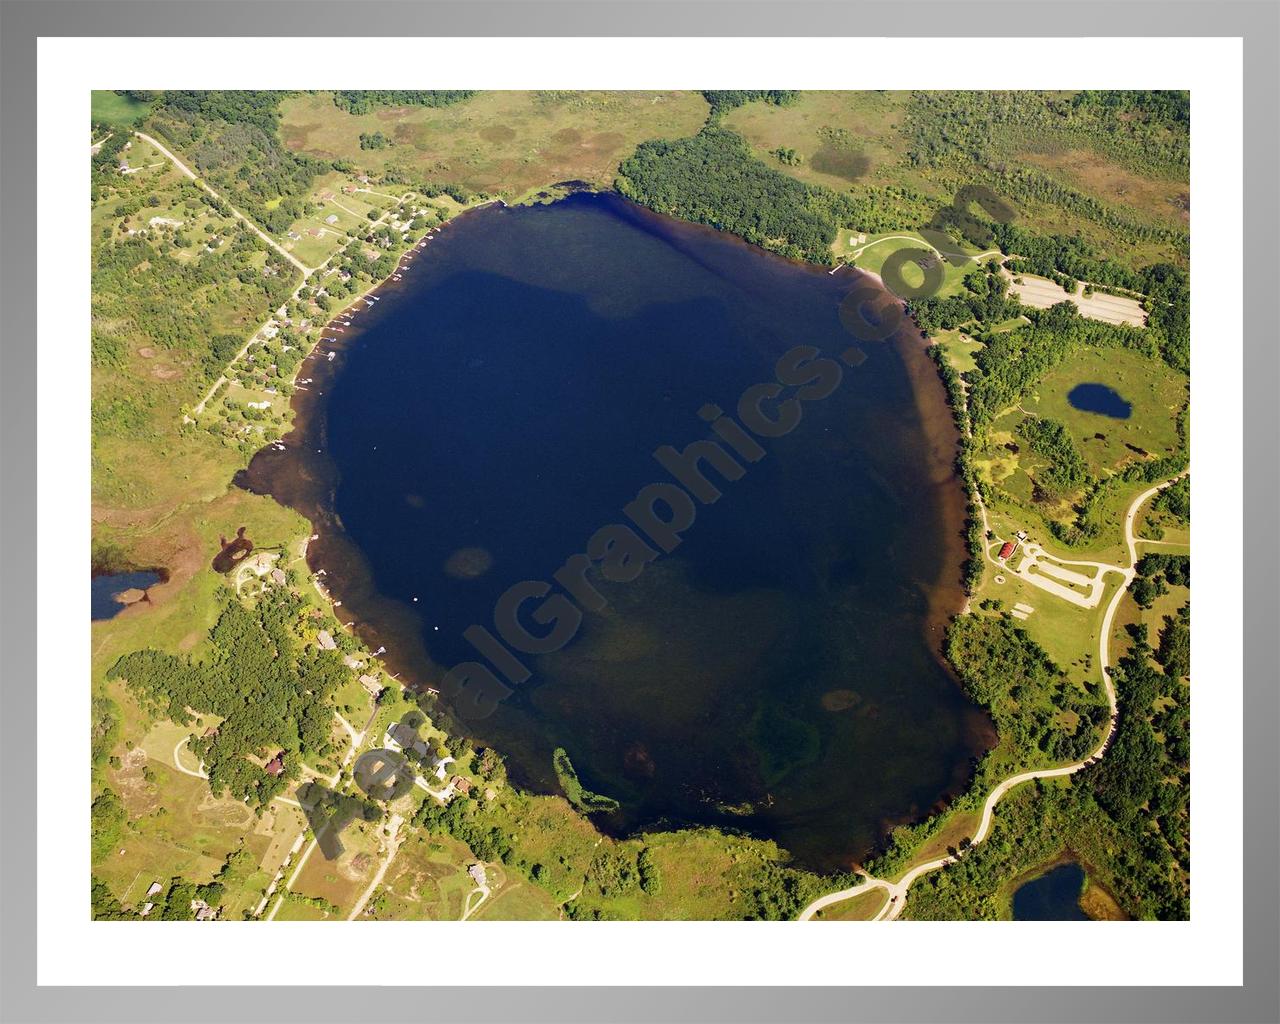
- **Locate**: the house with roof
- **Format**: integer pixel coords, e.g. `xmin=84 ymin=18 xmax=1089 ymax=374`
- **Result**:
xmin=264 ymin=752 xmax=285 ymax=777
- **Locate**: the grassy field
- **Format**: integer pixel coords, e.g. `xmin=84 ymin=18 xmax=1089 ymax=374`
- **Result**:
xmin=91 ymin=90 xmax=152 ymax=128
xmin=813 ymin=887 xmax=888 ymax=921
xmin=724 ymin=91 xmax=920 ymax=193
xmin=963 ymin=342 xmax=1187 ymax=564
xmin=279 ymin=91 xmax=709 ymax=201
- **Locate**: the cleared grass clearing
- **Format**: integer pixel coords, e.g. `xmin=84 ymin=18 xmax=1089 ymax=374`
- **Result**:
xmin=290 ymin=816 xmax=384 ymax=915
xmin=92 ymin=90 xmax=152 ymax=128
xmin=834 ymin=230 xmax=994 ymax=299
xmin=1028 ymin=347 xmax=1187 ymax=476
xmin=279 ymin=91 xmax=709 ymax=199
xmin=934 ymin=328 xmax=985 ymax=374
xmin=373 ymin=833 xmax=479 ymax=921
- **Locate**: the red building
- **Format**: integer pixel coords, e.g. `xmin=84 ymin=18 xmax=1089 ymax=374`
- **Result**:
xmin=998 ymin=541 xmax=1017 ymax=560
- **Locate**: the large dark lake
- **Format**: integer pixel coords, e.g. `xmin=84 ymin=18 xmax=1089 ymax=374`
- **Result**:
xmin=243 ymin=193 xmax=990 ymax=871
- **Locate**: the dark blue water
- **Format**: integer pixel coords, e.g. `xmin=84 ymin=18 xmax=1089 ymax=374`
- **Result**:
xmin=1012 ymin=862 xmax=1089 ymax=920
xmin=1067 ymin=383 xmax=1132 ymax=419
xmin=91 ymin=570 xmax=162 ymax=620
xmin=248 ymin=193 xmax=990 ymax=870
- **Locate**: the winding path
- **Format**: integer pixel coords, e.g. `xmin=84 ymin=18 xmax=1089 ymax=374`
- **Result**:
xmin=799 ymin=474 xmax=1184 ymax=921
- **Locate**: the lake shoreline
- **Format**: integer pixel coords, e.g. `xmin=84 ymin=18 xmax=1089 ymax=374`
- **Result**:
xmin=237 ymin=191 xmax=990 ymax=871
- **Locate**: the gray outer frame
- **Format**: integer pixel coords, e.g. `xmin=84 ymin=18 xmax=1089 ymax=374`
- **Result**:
xmin=1 ymin=1 xmax=1275 ymax=1021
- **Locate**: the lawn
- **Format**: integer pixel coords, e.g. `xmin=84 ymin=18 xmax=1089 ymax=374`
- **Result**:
xmin=279 ymin=91 xmax=709 ymax=201
xmin=833 ymin=230 xmax=997 ymax=300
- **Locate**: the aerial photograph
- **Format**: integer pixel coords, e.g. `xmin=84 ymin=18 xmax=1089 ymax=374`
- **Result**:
xmin=89 ymin=88 xmax=1190 ymax=923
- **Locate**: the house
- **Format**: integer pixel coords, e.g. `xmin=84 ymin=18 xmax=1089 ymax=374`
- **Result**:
xmin=247 ymin=400 xmax=271 ymax=410
xmin=431 ymin=754 xmax=454 ymax=781
xmin=343 ymin=654 xmax=365 ymax=670
xmin=270 ymin=568 xmax=287 ymax=586
xmin=316 ymin=629 xmax=337 ymax=651
xmin=998 ymin=541 xmax=1017 ymax=560
xmin=325 ymin=214 xmax=339 ymax=225
xmin=264 ymin=752 xmax=285 ymax=777
xmin=146 ymin=881 xmax=163 ymax=898
xmin=201 ymin=726 xmax=218 ymax=740
xmin=358 ymin=672 xmax=382 ymax=695
xmin=384 ymin=722 xmax=429 ymax=759
xmin=140 ymin=902 xmax=154 ymax=917
xmin=451 ymin=775 xmax=472 ymax=795
xmin=468 ymin=863 xmax=487 ymax=886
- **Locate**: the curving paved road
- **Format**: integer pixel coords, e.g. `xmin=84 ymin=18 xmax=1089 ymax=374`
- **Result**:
xmin=799 ymin=474 xmax=1185 ymax=921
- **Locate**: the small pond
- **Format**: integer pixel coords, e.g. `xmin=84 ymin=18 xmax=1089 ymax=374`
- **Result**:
xmin=1012 ymin=862 xmax=1090 ymax=920
xmin=91 ymin=570 xmax=163 ymax=620
xmin=1067 ymin=383 xmax=1132 ymax=419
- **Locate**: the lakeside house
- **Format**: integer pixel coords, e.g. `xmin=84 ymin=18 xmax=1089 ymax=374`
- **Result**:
xmin=384 ymin=722 xmax=429 ymax=759
xmin=316 ymin=629 xmax=337 ymax=651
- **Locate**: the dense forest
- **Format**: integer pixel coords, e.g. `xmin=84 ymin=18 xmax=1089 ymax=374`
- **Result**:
xmin=946 ymin=615 xmax=1110 ymax=771
xmin=617 ymin=127 xmax=932 ymax=262
xmin=700 ymin=90 xmax=800 ymax=116
xmin=331 ymin=90 xmax=476 ymax=114
xmin=903 ymin=90 xmax=1189 ymax=180
xmin=107 ymin=585 xmax=347 ymax=808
